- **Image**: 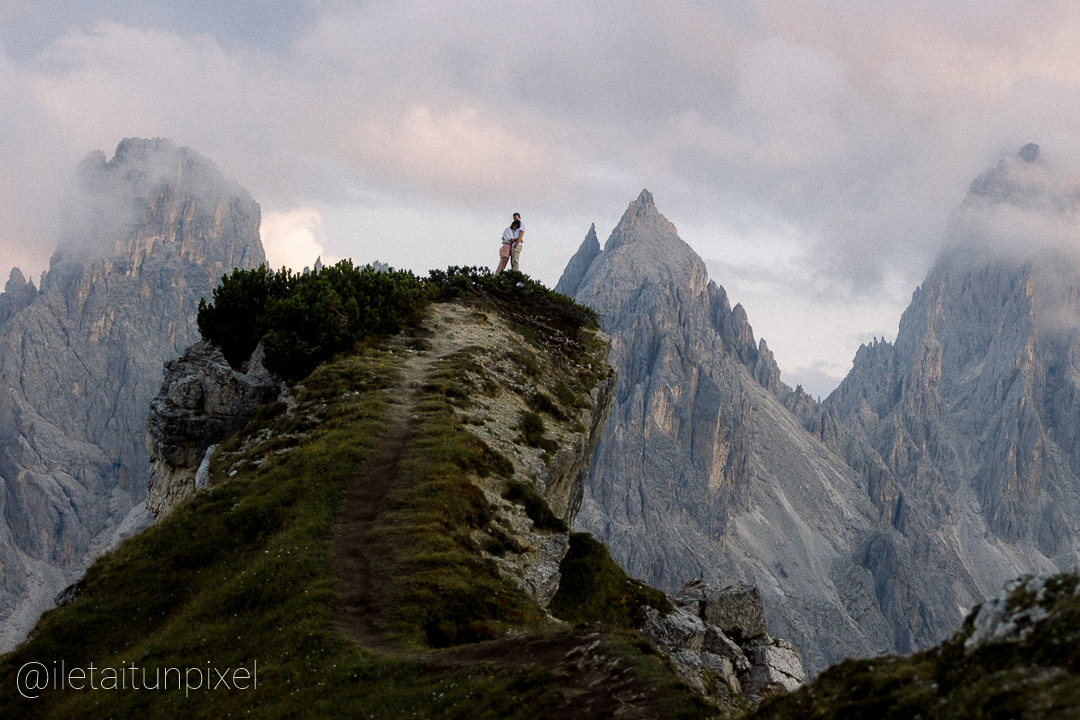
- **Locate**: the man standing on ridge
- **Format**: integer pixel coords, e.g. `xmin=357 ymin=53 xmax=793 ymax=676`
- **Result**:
xmin=511 ymin=212 xmax=524 ymax=271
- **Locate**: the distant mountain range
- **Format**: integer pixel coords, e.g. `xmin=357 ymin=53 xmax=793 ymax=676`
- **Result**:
xmin=560 ymin=145 xmax=1080 ymax=673
xmin=0 ymin=138 xmax=264 ymax=650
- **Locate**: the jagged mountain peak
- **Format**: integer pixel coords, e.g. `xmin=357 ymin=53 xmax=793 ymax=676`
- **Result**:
xmin=554 ymin=223 xmax=602 ymax=297
xmin=5 ymin=267 xmax=29 ymax=293
xmin=0 ymin=139 xmax=265 ymax=651
xmin=961 ymin=141 xmax=1072 ymax=214
xmin=0 ymin=267 xmax=37 ymax=327
xmin=50 ymin=137 xmax=264 ymax=282
xmin=604 ymin=188 xmax=679 ymax=252
xmin=1018 ymin=142 xmax=1041 ymax=163
xmin=78 ymin=137 xmax=247 ymax=202
xmin=566 ymin=190 xmax=783 ymax=392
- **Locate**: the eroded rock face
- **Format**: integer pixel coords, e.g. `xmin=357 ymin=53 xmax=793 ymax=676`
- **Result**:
xmin=0 ymin=137 xmax=264 ymax=650
xmin=815 ymin=146 xmax=1080 ymax=656
xmin=410 ymin=302 xmax=615 ymax=608
xmin=145 ymin=341 xmax=283 ymax=518
xmin=561 ymin=190 xmax=892 ymax=673
xmin=701 ymin=583 xmax=768 ymax=643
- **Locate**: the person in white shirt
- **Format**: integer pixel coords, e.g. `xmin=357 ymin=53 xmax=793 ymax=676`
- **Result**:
xmin=496 ymin=219 xmax=520 ymax=274
xmin=510 ymin=212 xmax=524 ymax=271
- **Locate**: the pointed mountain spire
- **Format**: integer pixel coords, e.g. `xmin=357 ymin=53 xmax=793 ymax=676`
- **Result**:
xmin=555 ymin=223 xmax=601 ymax=297
xmin=605 ymin=189 xmax=679 ymax=252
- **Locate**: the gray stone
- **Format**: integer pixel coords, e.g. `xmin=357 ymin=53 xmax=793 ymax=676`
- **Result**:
xmin=703 ymin=624 xmax=750 ymax=672
xmin=702 ymin=583 xmax=767 ymax=642
xmin=641 ymin=606 xmax=706 ymax=652
xmin=963 ymin=575 xmax=1060 ymax=651
xmin=698 ymin=651 xmax=739 ymax=693
xmin=145 ymin=341 xmax=282 ymax=518
xmin=746 ymin=637 xmax=805 ymax=685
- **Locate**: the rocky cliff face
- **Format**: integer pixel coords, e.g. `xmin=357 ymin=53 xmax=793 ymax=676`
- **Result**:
xmin=562 ymin=153 xmax=1080 ymax=677
xmin=145 ymin=342 xmax=283 ymax=519
xmin=561 ymin=191 xmax=896 ymax=673
xmin=815 ymin=145 xmax=1080 ymax=653
xmin=0 ymin=138 xmax=264 ymax=650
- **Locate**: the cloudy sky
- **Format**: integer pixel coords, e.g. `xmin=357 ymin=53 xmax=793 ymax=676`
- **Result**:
xmin=4 ymin=1 xmax=1080 ymax=397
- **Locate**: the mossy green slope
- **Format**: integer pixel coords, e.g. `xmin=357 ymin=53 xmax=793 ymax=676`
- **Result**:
xmin=0 ymin=292 xmax=716 ymax=719
xmin=752 ymin=571 xmax=1080 ymax=720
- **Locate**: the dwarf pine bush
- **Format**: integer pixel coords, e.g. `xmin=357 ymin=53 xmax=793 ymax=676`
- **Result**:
xmin=197 ymin=261 xmax=426 ymax=381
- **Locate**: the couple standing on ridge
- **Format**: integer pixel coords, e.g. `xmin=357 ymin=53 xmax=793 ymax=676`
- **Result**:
xmin=496 ymin=212 xmax=524 ymax=274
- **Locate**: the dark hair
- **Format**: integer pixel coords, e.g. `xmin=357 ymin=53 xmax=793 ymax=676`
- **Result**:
xmin=513 ymin=213 xmax=520 ymax=219
xmin=510 ymin=220 xmax=520 ymax=230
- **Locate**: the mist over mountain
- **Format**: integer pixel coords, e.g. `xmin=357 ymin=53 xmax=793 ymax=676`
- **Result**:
xmin=815 ymin=144 xmax=1080 ymax=649
xmin=0 ymin=138 xmax=263 ymax=650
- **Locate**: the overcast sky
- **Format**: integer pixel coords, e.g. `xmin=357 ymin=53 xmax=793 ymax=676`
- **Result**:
xmin=4 ymin=1 xmax=1080 ymax=397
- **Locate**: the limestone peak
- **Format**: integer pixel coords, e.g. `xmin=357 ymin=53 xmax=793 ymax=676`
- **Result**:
xmin=605 ymin=189 xmax=679 ymax=252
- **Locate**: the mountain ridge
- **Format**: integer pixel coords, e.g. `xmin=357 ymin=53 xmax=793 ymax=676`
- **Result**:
xmin=563 ymin=150 xmax=1080 ymax=675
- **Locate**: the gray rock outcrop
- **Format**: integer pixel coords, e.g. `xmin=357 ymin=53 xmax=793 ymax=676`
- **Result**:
xmin=642 ymin=578 xmax=805 ymax=702
xmin=0 ymin=137 xmax=264 ymax=650
xmin=145 ymin=341 xmax=283 ymax=518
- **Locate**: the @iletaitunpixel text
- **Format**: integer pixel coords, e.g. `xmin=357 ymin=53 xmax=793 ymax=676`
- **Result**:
xmin=16 ymin=660 xmax=259 ymax=699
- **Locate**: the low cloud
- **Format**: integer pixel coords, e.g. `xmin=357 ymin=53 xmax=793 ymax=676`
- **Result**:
xmin=947 ymin=146 xmax=1080 ymax=263
xmin=261 ymin=207 xmax=332 ymax=272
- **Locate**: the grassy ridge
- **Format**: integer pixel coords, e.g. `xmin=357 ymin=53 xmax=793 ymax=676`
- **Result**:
xmin=0 ymin=348 xmax=399 ymax=718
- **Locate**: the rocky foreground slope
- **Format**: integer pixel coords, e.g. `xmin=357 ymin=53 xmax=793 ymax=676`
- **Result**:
xmin=0 ymin=138 xmax=263 ymax=650
xmin=754 ymin=569 xmax=1080 ymax=719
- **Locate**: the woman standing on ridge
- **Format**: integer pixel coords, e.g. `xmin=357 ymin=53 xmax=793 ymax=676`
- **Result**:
xmin=496 ymin=219 xmax=520 ymax=274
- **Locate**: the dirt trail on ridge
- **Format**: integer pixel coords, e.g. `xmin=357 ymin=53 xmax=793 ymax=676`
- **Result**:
xmin=331 ymin=327 xmax=441 ymax=657
xmin=330 ymin=303 xmax=681 ymax=719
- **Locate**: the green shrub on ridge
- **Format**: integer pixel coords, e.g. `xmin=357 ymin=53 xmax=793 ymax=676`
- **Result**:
xmin=197 ymin=261 xmax=425 ymax=380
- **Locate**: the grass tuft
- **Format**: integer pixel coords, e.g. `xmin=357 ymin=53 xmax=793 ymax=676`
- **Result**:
xmin=549 ymin=533 xmax=672 ymax=629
